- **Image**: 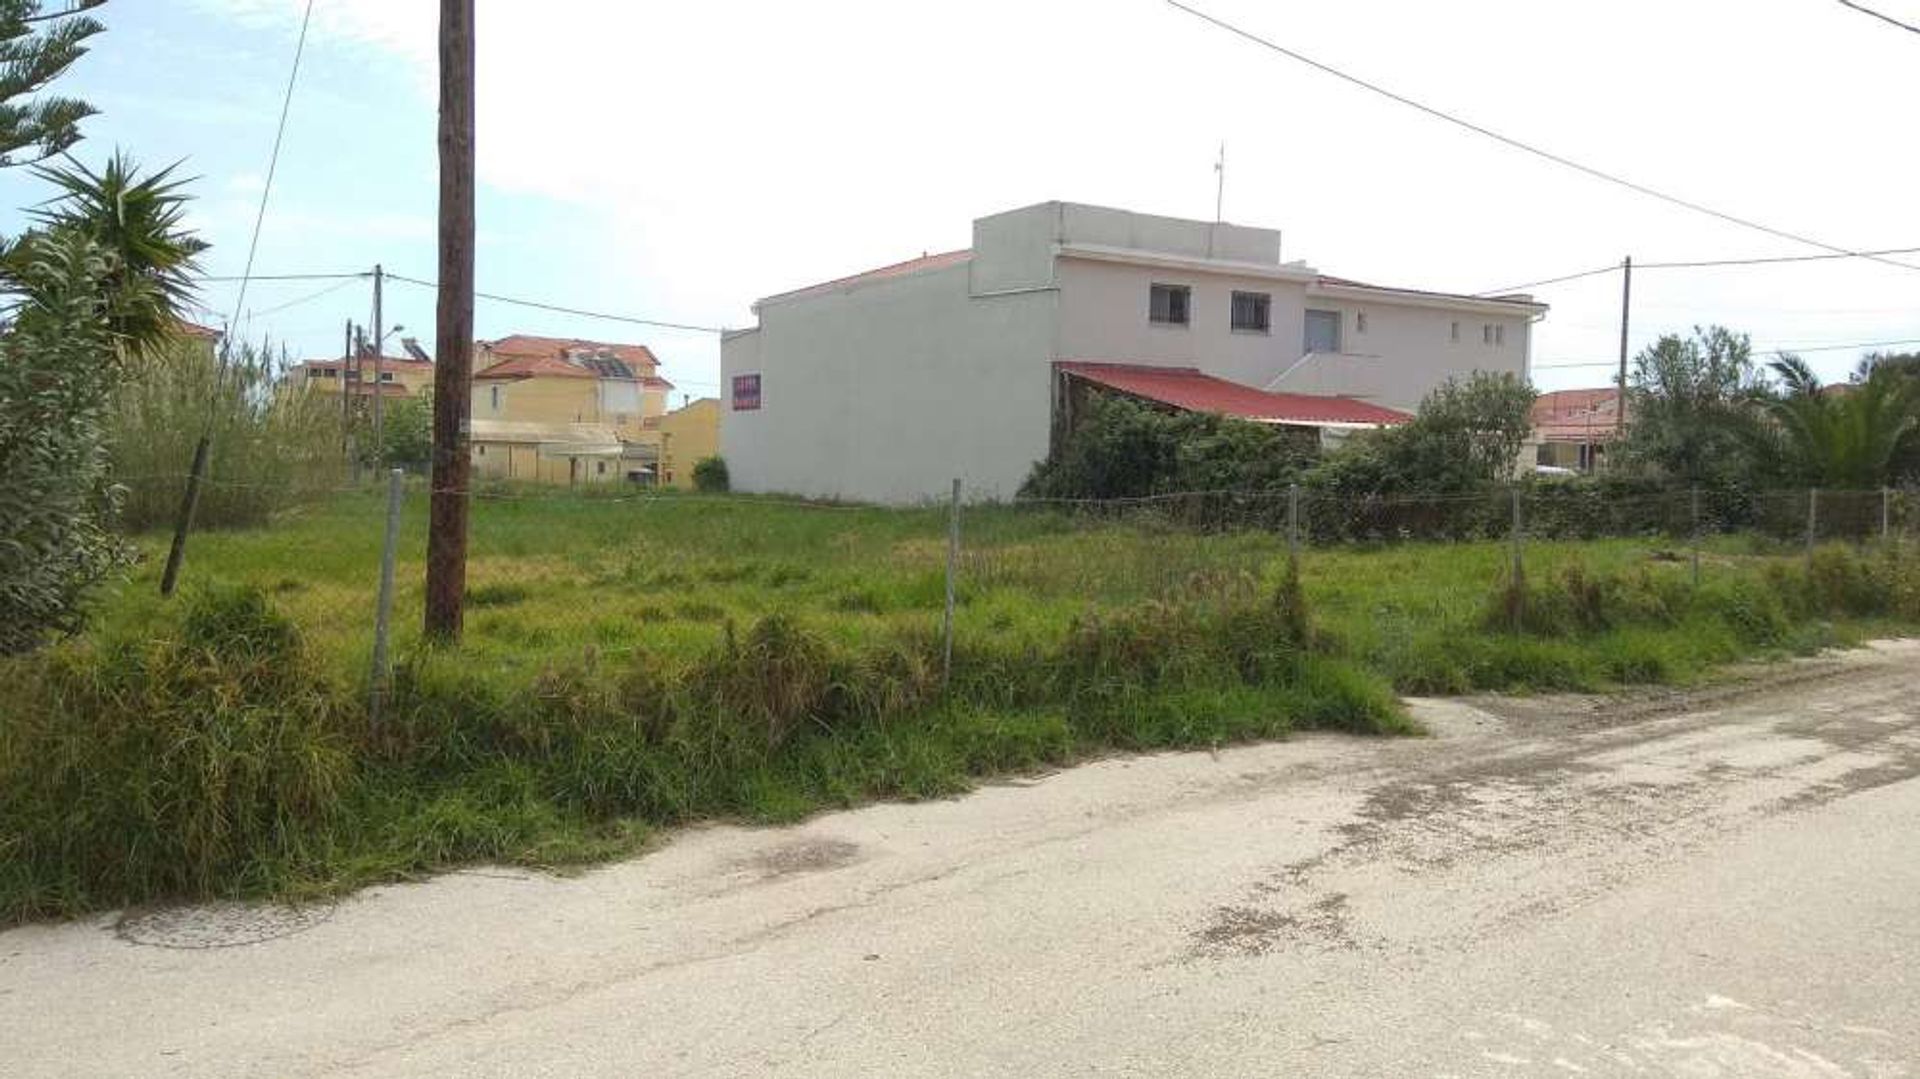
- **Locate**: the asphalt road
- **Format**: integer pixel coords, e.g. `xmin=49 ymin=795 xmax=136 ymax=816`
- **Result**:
xmin=6 ymin=642 xmax=1919 ymax=1078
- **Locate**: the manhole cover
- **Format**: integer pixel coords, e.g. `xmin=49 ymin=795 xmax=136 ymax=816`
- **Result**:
xmin=115 ymin=901 xmax=335 ymax=949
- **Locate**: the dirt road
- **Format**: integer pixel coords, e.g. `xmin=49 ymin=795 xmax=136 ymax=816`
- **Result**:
xmin=6 ymin=642 xmax=1920 ymax=1077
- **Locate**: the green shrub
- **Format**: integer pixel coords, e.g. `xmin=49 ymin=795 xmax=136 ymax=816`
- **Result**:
xmin=0 ymin=586 xmax=351 ymax=919
xmin=691 ymin=455 xmax=730 ymax=493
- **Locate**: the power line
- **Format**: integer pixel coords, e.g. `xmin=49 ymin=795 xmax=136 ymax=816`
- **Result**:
xmin=1477 ymin=243 xmax=1920 ymax=295
xmin=1838 ymin=0 xmax=1920 ymax=35
xmin=220 ymin=0 xmax=317 ymax=338
xmin=205 ymin=271 xmax=367 ymax=283
xmin=385 ymin=272 xmax=729 ymax=334
xmin=247 ymin=275 xmax=362 ymax=318
xmin=1163 ymin=0 xmax=1920 ymax=274
xmin=1536 ymin=335 xmax=1920 ymax=369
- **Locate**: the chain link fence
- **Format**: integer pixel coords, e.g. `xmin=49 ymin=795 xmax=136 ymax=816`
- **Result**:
xmin=107 ymin=474 xmax=1920 ymax=710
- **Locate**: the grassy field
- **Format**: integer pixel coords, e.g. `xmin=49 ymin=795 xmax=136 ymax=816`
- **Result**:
xmin=4 ymin=484 xmax=1916 ymax=922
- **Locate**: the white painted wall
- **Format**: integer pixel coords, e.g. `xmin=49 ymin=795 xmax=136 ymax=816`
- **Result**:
xmin=721 ymin=261 xmax=1056 ymax=502
xmin=722 ymin=201 xmax=1543 ymax=503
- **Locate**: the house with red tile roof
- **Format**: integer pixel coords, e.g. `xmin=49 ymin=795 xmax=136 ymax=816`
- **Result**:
xmin=721 ymin=200 xmax=1546 ymax=502
xmin=469 ymin=334 xmax=699 ymax=484
xmin=1530 ymin=387 xmax=1627 ymax=472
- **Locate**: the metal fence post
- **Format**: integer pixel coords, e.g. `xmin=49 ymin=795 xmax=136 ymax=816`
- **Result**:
xmin=369 ymin=468 xmax=404 ymax=730
xmin=1806 ymin=487 xmax=1818 ymax=568
xmin=1690 ymin=485 xmax=1701 ymax=587
xmin=1287 ymin=482 xmax=1301 ymax=571
xmin=943 ymin=477 xmax=959 ymax=689
xmin=1509 ymin=485 xmax=1526 ymax=632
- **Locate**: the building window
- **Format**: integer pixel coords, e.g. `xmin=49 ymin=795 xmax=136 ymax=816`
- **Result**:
xmin=1450 ymin=321 xmax=1460 ymax=343
xmin=1355 ymin=312 xmax=1368 ymax=334
xmin=732 ymin=373 xmax=762 ymax=411
xmin=1494 ymin=324 xmax=1506 ymax=347
xmin=1230 ymin=291 xmax=1270 ymax=333
xmin=379 ymin=372 xmax=395 ymax=382
xmin=489 ymin=385 xmax=501 ymax=412
xmin=596 ymin=461 xmax=606 ymax=475
xmin=1483 ymin=324 xmax=1494 ymax=345
xmin=1304 ymin=309 xmax=1342 ymax=354
xmin=477 ymin=445 xmax=486 ymax=456
xmin=1149 ymin=283 xmax=1190 ymax=326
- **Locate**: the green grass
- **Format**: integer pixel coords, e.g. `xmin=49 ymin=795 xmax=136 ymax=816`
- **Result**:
xmin=4 ymin=486 xmax=1917 ymax=923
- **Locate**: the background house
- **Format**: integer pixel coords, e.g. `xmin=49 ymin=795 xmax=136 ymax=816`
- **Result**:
xmin=469 ymin=420 xmax=624 ymax=485
xmin=1530 ymin=387 xmax=1625 ymax=472
xmin=721 ymin=200 xmax=1547 ymax=502
xmin=639 ymin=397 xmax=721 ymax=488
xmin=290 ymin=337 xmax=435 ymax=400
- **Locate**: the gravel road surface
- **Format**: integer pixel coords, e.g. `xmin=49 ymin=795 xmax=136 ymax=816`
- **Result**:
xmin=6 ymin=642 xmax=1919 ymax=1077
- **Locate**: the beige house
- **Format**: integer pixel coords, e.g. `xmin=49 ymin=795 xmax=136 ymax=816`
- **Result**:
xmin=639 ymin=397 xmax=721 ymax=488
xmin=469 ymin=421 xmax=624 ymax=485
xmin=470 ymin=335 xmax=673 ymax=432
xmin=290 ymin=338 xmax=436 ymax=401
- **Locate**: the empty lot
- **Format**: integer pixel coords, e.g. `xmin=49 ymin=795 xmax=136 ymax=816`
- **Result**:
xmin=6 ymin=642 xmax=1919 ymax=1077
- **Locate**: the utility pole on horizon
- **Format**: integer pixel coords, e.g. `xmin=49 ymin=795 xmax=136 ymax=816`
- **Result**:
xmin=425 ymin=0 xmax=475 ymax=641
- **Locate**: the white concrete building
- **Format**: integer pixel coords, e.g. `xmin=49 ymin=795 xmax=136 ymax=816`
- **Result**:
xmin=720 ymin=201 xmax=1546 ymax=503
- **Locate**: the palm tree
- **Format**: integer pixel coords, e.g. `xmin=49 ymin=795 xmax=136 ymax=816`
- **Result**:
xmin=1764 ymin=353 xmax=1920 ymax=488
xmin=5 ymin=151 xmax=206 ymax=352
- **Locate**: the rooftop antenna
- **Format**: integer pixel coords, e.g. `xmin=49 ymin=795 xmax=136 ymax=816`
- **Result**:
xmin=1213 ymin=141 xmax=1226 ymax=223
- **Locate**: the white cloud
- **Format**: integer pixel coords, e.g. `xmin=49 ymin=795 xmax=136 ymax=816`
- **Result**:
xmin=191 ymin=0 xmax=1920 ymax=389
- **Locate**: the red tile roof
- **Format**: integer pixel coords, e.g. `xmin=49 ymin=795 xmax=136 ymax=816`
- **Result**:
xmin=1531 ymin=387 xmax=1625 ymax=442
xmin=478 ymin=334 xmax=660 ymax=372
xmin=760 ymin=249 xmax=972 ymax=305
xmin=175 ymin=319 xmax=222 ymax=340
xmin=1058 ymin=361 xmax=1410 ymax=427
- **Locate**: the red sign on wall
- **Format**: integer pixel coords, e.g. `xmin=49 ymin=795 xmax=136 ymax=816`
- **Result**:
xmin=732 ymin=373 xmax=762 ymax=411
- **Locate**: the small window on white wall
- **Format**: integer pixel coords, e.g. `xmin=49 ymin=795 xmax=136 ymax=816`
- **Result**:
xmin=1304 ymin=309 xmax=1341 ymax=353
xmin=1494 ymin=324 xmax=1506 ymax=347
xmin=489 ymin=385 xmax=502 ymax=412
xmin=1450 ymin=321 xmax=1460 ymax=343
xmin=1482 ymin=324 xmax=1494 ymax=345
xmin=1149 ymin=283 xmax=1191 ymax=325
xmin=1230 ymin=291 xmax=1270 ymax=332
xmin=1355 ymin=312 xmax=1368 ymax=334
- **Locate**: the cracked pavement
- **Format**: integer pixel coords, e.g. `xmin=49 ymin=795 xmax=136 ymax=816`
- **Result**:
xmin=5 ymin=641 xmax=1919 ymax=1077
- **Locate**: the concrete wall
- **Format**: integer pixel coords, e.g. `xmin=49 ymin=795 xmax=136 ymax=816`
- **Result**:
xmin=470 ymin=440 xmax=619 ymax=485
xmin=1281 ymin=289 xmax=1532 ymax=411
xmin=1053 ymin=255 xmax=1312 ymax=389
xmin=1054 ymin=256 xmax=1534 ymax=412
xmin=721 ymin=261 xmax=1056 ymax=502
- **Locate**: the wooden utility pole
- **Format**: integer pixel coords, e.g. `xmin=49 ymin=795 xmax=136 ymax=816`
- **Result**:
xmin=371 ymin=263 xmax=386 ymax=468
xmin=425 ymin=0 xmax=475 ymax=641
xmin=341 ymin=318 xmax=353 ymax=461
xmin=1615 ymin=255 xmax=1632 ymax=436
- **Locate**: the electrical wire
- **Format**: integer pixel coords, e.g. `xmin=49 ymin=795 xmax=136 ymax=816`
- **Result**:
xmin=1536 ymin=336 xmax=1920 ymax=369
xmin=384 ymin=272 xmax=729 ymax=334
xmin=1838 ymin=0 xmax=1920 ymax=35
xmin=1477 ymin=243 xmax=1920 ymax=296
xmin=1163 ymin=0 xmax=1920 ymax=273
xmin=247 ymin=275 xmax=363 ymax=319
xmin=219 ymin=0 xmax=317 ymax=341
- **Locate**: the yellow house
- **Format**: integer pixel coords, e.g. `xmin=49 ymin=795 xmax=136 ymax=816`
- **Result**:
xmin=290 ymin=339 xmax=436 ymax=401
xmin=639 ymin=397 xmax=720 ymax=488
xmin=470 ymin=335 xmax=672 ymax=431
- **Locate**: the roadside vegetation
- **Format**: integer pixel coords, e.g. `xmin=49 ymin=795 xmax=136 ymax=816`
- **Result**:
xmin=6 ymin=490 xmax=1920 ymax=923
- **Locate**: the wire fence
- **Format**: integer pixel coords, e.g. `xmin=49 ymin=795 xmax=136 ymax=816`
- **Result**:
xmin=110 ymin=472 xmax=1920 ymax=717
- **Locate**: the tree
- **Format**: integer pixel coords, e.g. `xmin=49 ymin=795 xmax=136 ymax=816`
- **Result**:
xmin=1619 ymin=325 xmax=1769 ymax=483
xmin=356 ymin=391 xmax=433 ymax=473
xmin=1307 ymin=371 xmax=1535 ymax=495
xmin=1761 ymin=353 xmax=1920 ymax=488
xmin=0 ymin=1 xmax=106 ymax=167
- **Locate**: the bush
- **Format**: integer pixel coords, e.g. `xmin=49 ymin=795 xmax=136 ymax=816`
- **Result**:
xmin=1021 ymin=394 xmax=1315 ymax=502
xmin=0 ymin=586 xmax=351 ymax=919
xmin=691 ymin=455 xmax=729 ymax=493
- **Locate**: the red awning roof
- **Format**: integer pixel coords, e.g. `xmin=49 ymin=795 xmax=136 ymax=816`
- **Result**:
xmin=1058 ymin=362 xmax=1410 ymax=427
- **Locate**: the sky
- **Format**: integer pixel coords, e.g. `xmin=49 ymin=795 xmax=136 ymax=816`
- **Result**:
xmin=1 ymin=0 xmax=1915 ymax=399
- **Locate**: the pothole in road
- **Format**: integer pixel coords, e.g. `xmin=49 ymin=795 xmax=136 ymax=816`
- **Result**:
xmin=115 ymin=901 xmax=336 ymax=949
